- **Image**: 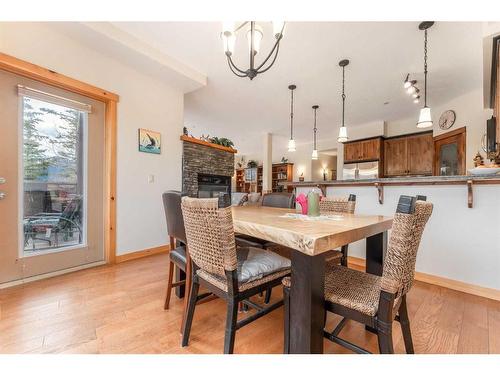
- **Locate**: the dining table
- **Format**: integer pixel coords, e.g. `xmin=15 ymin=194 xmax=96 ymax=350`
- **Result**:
xmin=231 ymin=205 xmax=393 ymax=354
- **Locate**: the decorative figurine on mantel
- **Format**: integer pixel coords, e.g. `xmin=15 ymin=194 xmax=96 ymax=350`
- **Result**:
xmin=299 ymin=172 xmax=305 ymax=182
xmin=281 ymin=156 xmax=288 ymax=163
xmin=473 ymin=152 xmax=484 ymax=168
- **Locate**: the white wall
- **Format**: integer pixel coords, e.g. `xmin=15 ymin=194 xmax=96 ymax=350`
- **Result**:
xmin=297 ymin=184 xmax=500 ymax=291
xmin=0 ymin=23 xmax=185 ymax=255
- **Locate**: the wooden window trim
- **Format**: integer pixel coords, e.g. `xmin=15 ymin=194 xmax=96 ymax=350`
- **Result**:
xmin=0 ymin=52 xmax=118 ymax=264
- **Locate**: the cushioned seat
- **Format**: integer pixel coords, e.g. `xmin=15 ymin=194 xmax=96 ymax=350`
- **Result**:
xmin=197 ymin=246 xmax=290 ymax=292
xmin=170 ymin=245 xmax=187 ymax=270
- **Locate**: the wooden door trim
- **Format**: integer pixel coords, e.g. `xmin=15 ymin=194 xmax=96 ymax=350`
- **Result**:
xmin=433 ymin=126 xmax=466 ymax=141
xmin=0 ymin=52 xmax=119 ymax=264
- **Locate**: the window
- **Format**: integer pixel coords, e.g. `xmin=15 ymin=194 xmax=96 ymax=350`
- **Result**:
xmin=21 ymin=93 xmax=88 ymax=255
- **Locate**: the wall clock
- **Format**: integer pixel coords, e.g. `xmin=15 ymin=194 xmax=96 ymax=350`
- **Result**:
xmin=438 ymin=110 xmax=456 ymax=130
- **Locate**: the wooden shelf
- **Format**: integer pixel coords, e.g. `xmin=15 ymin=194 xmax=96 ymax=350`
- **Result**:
xmin=180 ymin=135 xmax=237 ymax=154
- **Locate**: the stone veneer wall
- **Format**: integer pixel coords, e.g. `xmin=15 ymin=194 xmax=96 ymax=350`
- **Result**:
xmin=182 ymin=141 xmax=235 ymax=197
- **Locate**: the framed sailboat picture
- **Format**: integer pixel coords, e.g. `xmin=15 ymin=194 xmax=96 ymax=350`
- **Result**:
xmin=138 ymin=128 xmax=161 ymax=154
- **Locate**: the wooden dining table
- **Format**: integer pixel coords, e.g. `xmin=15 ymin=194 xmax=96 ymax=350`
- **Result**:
xmin=232 ymin=205 xmax=393 ymax=354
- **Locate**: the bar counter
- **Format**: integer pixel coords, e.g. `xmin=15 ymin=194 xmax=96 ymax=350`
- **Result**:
xmin=282 ymin=175 xmax=500 ymax=208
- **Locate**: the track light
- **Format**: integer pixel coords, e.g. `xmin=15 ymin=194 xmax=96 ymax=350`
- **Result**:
xmin=412 ymin=89 xmax=420 ymax=98
xmin=413 ymin=96 xmax=420 ymax=104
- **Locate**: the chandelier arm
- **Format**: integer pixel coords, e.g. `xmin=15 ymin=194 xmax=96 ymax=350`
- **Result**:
xmin=227 ymin=56 xmax=248 ymax=77
xmin=256 ymin=43 xmax=281 ymax=74
xmin=234 ymin=21 xmax=249 ymax=33
xmin=255 ymin=35 xmax=282 ymax=72
xmin=227 ymin=55 xmax=248 ymax=75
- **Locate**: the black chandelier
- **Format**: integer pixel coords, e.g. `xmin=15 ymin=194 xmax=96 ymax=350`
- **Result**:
xmin=221 ymin=21 xmax=285 ymax=80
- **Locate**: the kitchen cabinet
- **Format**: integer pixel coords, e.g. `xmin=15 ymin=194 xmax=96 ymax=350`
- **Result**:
xmin=384 ymin=132 xmax=433 ymax=176
xmin=343 ymin=137 xmax=382 ymax=163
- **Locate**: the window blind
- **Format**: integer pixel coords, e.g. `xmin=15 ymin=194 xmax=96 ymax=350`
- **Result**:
xmin=17 ymin=85 xmax=92 ymax=113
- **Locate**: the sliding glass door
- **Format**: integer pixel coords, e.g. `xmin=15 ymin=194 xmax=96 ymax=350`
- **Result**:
xmin=0 ymin=70 xmax=106 ymax=284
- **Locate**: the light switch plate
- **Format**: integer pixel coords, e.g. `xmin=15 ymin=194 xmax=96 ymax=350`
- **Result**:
xmin=148 ymin=174 xmax=155 ymax=183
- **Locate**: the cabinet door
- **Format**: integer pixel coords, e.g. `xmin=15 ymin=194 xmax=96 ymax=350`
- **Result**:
xmin=343 ymin=142 xmax=361 ymax=163
xmin=384 ymin=138 xmax=408 ymax=176
xmin=434 ymin=128 xmax=466 ymax=176
xmin=361 ymin=138 xmax=381 ymax=161
xmin=408 ymin=133 xmax=433 ymax=175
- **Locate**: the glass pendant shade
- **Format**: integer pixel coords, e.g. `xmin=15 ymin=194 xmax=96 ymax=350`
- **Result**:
xmin=417 ymin=106 xmax=433 ymax=128
xmin=337 ymin=126 xmax=348 ymax=143
xmin=407 ymin=85 xmax=417 ymax=94
xmin=403 ymin=80 xmax=411 ymax=89
xmin=312 ymin=149 xmax=318 ymax=160
xmin=247 ymin=25 xmax=263 ymax=54
xmin=288 ymin=138 xmax=296 ymax=152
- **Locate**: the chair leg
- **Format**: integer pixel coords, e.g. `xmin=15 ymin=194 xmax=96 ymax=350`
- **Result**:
xmin=283 ymin=285 xmax=290 ymax=354
xmin=181 ymin=279 xmax=199 ymax=347
xmin=398 ymin=296 xmax=415 ymax=354
xmin=264 ymin=287 xmax=272 ymax=304
xmin=223 ymin=300 xmax=239 ymax=354
xmin=340 ymin=244 xmax=349 ymax=267
xmin=164 ymin=261 xmax=175 ymax=310
xmin=377 ymin=322 xmax=394 ymax=354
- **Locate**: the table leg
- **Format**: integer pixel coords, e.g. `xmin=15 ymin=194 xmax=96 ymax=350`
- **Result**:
xmin=365 ymin=230 xmax=387 ymax=332
xmin=366 ymin=230 xmax=387 ymax=276
xmin=289 ymin=249 xmax=325 ymax=354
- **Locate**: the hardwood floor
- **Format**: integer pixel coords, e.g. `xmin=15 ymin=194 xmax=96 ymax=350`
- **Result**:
xmin=1 ymin=253 xmax=499 ymax=354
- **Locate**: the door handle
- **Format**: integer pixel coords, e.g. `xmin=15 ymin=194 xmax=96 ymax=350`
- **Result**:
xmin=0 ymin=191 xmax=6 ymax=200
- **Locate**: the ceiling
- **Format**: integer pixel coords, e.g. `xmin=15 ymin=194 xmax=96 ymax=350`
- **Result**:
xmin=112 ymin=22 xmax=484 ymax=154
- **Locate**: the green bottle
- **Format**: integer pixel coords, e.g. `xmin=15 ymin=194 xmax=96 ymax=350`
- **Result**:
xmin=307 ymin=191 xmax=320 ymax=217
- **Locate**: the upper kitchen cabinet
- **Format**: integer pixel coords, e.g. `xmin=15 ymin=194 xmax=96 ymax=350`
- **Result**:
xmin=343 ymin=137 xmax=382 ymax=163
xmin=384 ymin=131 xmax=433 ymax=177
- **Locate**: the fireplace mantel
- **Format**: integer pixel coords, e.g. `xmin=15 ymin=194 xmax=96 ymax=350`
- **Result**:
xmin=180 ymin=135 xmax=237 ymax=154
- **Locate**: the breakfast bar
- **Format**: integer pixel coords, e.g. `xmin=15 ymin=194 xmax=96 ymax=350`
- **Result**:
xmin=283 ymin=176 xmax=500 ymax=299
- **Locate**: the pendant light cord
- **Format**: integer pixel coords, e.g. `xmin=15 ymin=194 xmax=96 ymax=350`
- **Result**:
xmin=424 ymin=29 xmax=428 ymax=107
xmin=290 ymin=88 xmax=294 ymax=140
xmin=313 ymin=107 xmax=317 ymax=149
xmin=342 ymin=66 xmax=346 ymax=127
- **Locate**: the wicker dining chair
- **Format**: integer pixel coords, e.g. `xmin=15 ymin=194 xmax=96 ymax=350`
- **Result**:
xmin=319 ymin=194 xmax=356 ymax=266
xmin=180 ymin=197 xmax=291 ymax=354
xmin=282 ymin=195 xmax=433 ymax=354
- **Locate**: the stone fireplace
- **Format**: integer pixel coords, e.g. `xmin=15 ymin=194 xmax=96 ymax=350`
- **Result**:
xmin=181 ymin=136 xmax=236 ymax=197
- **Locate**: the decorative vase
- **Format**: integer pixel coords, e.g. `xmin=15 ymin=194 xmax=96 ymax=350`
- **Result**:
xmin=307 ymin=191 xmax=320 ymax=217
xmin=296 ymin=193 xmax=308 ymax=215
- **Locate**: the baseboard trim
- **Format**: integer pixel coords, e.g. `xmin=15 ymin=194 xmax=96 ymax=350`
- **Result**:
xmin=347 ymin=256 xmax=500 ymax=302
xmin=0 ymin=260 xmax=106 ymax=290
xmin=115 ymin=245 xmax=170 ymax=263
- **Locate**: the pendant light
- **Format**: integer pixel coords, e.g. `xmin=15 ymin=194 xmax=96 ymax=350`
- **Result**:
xmin=417 ymin=22 xmax=434 ymax=128
xmin=337 ymin=59 xmax=349 ymax=143
xmin=311 ymin=105 xmax=319 ymax=160
xmin=287 ymin=84 xmax=297 ymax=152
